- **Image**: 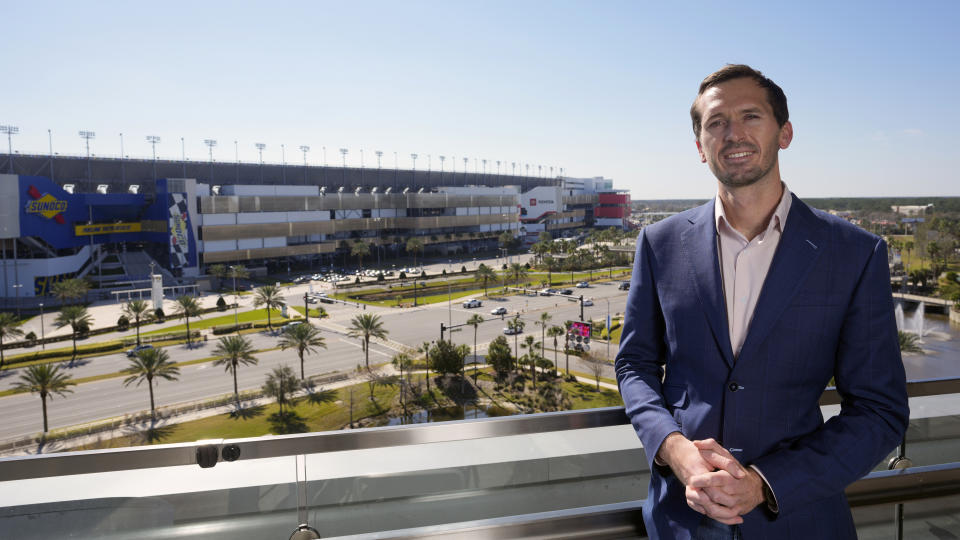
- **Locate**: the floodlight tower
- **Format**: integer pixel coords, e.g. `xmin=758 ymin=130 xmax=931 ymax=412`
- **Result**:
xmin=79 ymin=130 xmax=95 ymax=180
xmin=255 ymin=143 xmax=266 ymax=181
xmin=281 ymin=143 xmax=286 ymax=184
xmin=462 ymin=157 xmax=468 ymax=184
xmin=375 ymin=150 xmax=383 ymax=168
xmin=496 ymin=160 xmax=501 ymax=177
xmin=512 ymin=161 xmax=516 ymax=176
xmin=538 ymin=165 xmax=542 ymax=177
xmin=340 ymin=148 xmax=349 ymax=184
xmin=300 ymin=145 xmax=310 ymax=183
xmin=438 ymin=155 xmax=445 ymax=178
xmin=204 ymin=139 xmax=217 ymax=182
xmin=0 ymin=125 xmax=18 ymax=173
xmin=550 ymin=166 xmax=554 ymax=177
xmin=525 ymin=163 xmax=530 ymax=176
xmin=410 ymin=153 xmax=418 ymax=172
xmin=119 ymin=132 xmax=125 ymax=181
xmin=482 ymin=159 xmax=487 ymax=175
xmin=146 ymin=135 xmax=161 ymax=180
xmin=360 ymin=148 xmax=364 ymax=168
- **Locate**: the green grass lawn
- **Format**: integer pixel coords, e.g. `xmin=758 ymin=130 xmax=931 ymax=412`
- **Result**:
xmin=140 ymin=308 xmax=289 ymax=336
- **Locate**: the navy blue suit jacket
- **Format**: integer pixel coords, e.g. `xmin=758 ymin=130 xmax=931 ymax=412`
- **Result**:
xmin=615 ymin=195 xmax=909 ymax=539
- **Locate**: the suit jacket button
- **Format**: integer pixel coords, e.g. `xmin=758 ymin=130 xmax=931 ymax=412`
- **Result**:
xmin=728 ymin=382 xmax=739 ymax=392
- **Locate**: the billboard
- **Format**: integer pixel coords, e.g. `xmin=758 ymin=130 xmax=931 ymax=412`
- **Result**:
xmin=168 ymin=193 xmax=191 ymax=268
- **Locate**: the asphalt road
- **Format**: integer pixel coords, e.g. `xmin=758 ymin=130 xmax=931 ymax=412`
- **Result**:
xmin=0 ymin=283 xmax=630 ymax=441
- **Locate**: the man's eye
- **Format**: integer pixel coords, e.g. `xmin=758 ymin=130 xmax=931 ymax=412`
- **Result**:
xmin=708 ymin=120 xmax=724 ymax=129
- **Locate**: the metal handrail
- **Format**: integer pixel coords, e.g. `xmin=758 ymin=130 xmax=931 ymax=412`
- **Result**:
xmin=2 ymin=377 xmax=958 ymax=483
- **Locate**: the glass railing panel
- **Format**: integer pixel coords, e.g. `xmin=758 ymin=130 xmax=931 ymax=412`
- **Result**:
xmin=853 ymin=495 xmax=960 ymax=540
xmin=297 ymin=424 xmax=649 ymax=538
xmin=0 ymin=455 xmax=299 ymax=540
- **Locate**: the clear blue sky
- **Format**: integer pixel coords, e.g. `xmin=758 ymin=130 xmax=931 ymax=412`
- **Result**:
xmin=3 ymin=0 xmax=958 ymax=199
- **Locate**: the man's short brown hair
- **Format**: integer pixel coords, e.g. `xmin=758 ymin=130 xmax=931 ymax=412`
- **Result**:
xmin=690 ymin=64 xmax=789 ymax=140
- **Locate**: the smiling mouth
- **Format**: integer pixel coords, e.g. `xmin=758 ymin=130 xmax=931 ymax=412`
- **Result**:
xmin=725 ymin=151 xmax=754 ymax=159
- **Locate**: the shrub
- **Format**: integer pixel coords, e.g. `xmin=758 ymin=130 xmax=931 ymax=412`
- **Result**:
xmin=355 ymin=276 xmax=361 ymax=284
xmin=216 ymin=296 xmax=227 ymax=311
xmin=376 ymin=274 xmax=385 ymax=282
xmin=442 ymin=269 xmax=447 ymax=276
xmin=399 ymin=271 xmax=407 ymax=279
xmin=25 ymin=331 xmax=37 ymax=345
xmin=117 ymin=315 xmax=130 ymax=331
xmin=154 ymin=308 xmax=165 ymax=322
xmin=502 ymin=264 xmax=508 ymax=270
xmin=461 ymin=265 xmax=467 ymax=273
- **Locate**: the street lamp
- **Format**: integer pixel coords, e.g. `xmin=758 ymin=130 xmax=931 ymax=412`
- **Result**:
xmin=281 ymin=143 xmax=286 ymax=184
xmin=38 ymin=302 xmax=45 ymax=350
xmin=0 ymin=125 xmax=18 ymax=173
xmin=146 ymin=135 xmax=161 ymax=180
xmin=204 ymin=139 xmax=217 ymax=182
xmin=375 ymin=150 xmax=383 ymax=169
xmin=410 ymin=153 xmax=418 ymax=172
xmin=230 ymin=265 xmax=240 ymax=329
xmin=12 ymin=284 xmax=22 ymax=319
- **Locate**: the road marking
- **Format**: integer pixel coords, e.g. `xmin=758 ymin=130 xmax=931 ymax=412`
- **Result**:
xmin=338 ymin=339 xmax=393 ymax=359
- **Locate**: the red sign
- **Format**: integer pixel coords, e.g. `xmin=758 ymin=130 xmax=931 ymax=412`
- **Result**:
xmin=570 ymin=321 xmax=591 ymax=338
xmin=530 ymin=198 xmax=537 ymax=206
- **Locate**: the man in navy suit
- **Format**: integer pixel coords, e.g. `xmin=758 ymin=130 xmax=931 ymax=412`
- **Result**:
xmin=615 ymin=65 xmax=909 ymax=539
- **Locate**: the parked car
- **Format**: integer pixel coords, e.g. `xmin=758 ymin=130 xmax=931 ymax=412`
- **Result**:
xmin=283 ymin=321 xmax=303 ymax=330
xmin=559 ymin=288 xmax=573 ymax=295
xmin=490 ymin=306 xmax=507 ymax=315
xmin=462 ymin=298 xmax=482 ymax=308
xmin=582 ymin=299 xmax=594 ymax=307
xmin=539 ymin=288 xmax=557 ymax=296
xmin=618 ymin=282 xmax=630 ymax=291
xmin=126 ymin=344 xmax=155 ymax=358
xmin=576 ymin=281 xmax=590 ymax=288
xmin=503 ymin=326 xmax=522 ymax=335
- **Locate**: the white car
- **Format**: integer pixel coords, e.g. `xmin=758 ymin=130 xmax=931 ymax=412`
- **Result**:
xmin=490 ymin=306 xmax=507 ymax=315
xmin=462 ymin=298 xmax=482 ymax=308
xmin=582 ymin=299 xmax=594 ymax=307
xmin=503 ymin=326 xmax=522 ymax=335
xmin=576 ymin=281 xmax=590 ymax=288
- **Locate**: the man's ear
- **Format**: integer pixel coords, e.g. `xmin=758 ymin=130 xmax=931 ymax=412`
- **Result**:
xmin=696 ymin=140 xmax=706 ymax=163
xmin=778 ymin=121 xmax=793 ymax=149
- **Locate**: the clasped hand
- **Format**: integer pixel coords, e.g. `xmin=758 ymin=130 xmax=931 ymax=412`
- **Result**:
xmin=660 ymin=435 xmax=764 ymax=525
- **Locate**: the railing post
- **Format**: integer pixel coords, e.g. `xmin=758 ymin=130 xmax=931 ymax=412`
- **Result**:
xmin=888 ymin=435 xmax=912 ymax=540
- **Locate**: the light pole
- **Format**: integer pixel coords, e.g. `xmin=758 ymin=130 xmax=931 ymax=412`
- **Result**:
xmin=281 ymin=143 xmax=286 ymax=184
xmin=12 ymin=283 xmax=22 ymax=319
xmin=360 ymin=148 xmax=364 ymax=168
xmin=0 ymin=125 xmax=18 ymax=173
xmin=496 ymin=160 xmax=501 ymax=177
xmin=255 ymin=143 xmax=266 ymax=181
xmin=234 ymin=140 xmax=239 ymax=181
xmin=230 ymin=265 xmax=240 ymax=329
xmin=48 ymin=128 xmax=54 ymax=180
xmin=462 ymin=157 xmax=468 ymax=182
xmin=512 ymin=162 xmax=516 ymax=176
xmin=322 ymin=146 xmax=327 ymax=166
xmin=146 ymin=135 xmax=160 ymax=180
xmin=119 ymin=132 xmax=125 ymax=182
xmin=79 ymin=130 xmax=95 ymax=180
xmin=180 ymin=137 xmax=186 ymax=176
xmin=340 ymin=148 xmax=348 ymax=184
xmin=375 ymin=150 xmax=383 ymax=169
xmin=605 ymin=297 xmax=611 ymax=360
xmin=204 ymin=139 xmax=217 ymax=182
xmin=410 ymin=153 xmax=417 ymax=172
xmin=300 ymin=145 xmax=310 ymax=183
xmin=38 ymin=302 xmax=45 ymax=350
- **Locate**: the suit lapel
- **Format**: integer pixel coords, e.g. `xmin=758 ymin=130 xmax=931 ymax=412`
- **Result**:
xmin=681 ymin=201 xmax=735 ymax=368
xmin=738 ymin=195 xmax=826 ymax=362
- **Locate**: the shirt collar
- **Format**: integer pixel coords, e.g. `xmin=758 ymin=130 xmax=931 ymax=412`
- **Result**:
xmin=714 ymin=182 xmax=792 ymax=239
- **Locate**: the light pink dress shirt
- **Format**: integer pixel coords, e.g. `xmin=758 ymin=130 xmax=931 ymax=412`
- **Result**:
xmin=714 ymin=184 xmax=792 ymax=359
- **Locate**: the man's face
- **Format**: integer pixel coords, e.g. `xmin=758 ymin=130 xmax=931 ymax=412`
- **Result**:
xmin=695 ymin=77 xmax=793 ymax=188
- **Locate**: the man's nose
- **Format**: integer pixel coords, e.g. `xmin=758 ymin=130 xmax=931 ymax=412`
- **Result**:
xmin=724 ymin=120 xmax=747 ymax=143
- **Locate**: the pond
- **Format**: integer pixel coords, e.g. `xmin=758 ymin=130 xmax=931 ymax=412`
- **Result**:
xmin=897 ymin=302 xmax=960 ymax=380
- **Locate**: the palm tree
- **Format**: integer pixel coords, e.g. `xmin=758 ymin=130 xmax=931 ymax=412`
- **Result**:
xmin=520 ymin=334 xmax=540 ymax=390
xmin=213 ymin=335 xmax=259 ymax=406
xmin=172 ymin=295 xmax=203 ymax=347
xmin=508 ymin=315 xmax=525 ymax=373
xmin=122 ymin=347 xmax=180 ymax=419
xmin=51 ymin=278 xmax=89 ymax=305
xmin=16 ymin=363 xmax=75 ymax=433
xmin=475 ymin=263 xmax=497 ymax=297
xmin=406 ymin=237 xmax=424 ymax=268
xmin=348 ymin=313 xmax=388 ymax=369
xmin=544 ymin=256 xmax=560 ymax=286
xmin=263 ymin=365 xmax=298 ymax=417
xmin=122 ymin=299 xmax=153 ymax=347
xmin=466 ymin=314 xmax=484 ymax=380
xmin=278 ymin=323 xmax=326 ymax=379
xmin=548 ymin=325 xmax=565 ymax=376
xmin=0 ymin=312 xmax=25 ymax=371
xmin=207 ymin=264 xmax=227 ymax=290
xmin=509 ymin=262 xmax=528 ymax=288
xmin=392 ymin=351 xmax=414 ymax=411
xmin=898 ymin=331 xmax=924 ymax=354
xmin=55 ymin=304 xmax=92 ymax=358
xmin=537 ymin=312 xmax=552 ymax=364
xmin=351 ymin=239 xmax=370 ymax=269
xmin=418 ymin=340 xmax=432 ymax=391
xmin=252 ymin=285 xmax=286 ymax=331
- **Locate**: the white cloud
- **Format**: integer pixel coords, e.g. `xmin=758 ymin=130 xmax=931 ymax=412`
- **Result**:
xmin=903 ymin=128 xmax=924 ymax=137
